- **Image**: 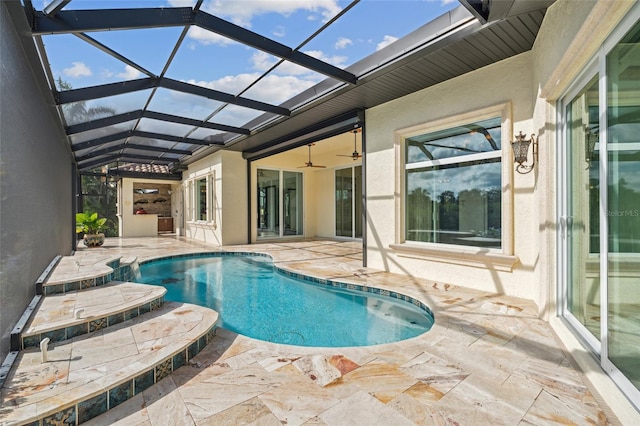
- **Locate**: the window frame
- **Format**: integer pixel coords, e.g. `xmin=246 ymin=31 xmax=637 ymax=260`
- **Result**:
xmin=334 ymin=164 xmax=363 ymax=239
xmin=390 ymin=102 xmax=517 ymax=271
xmin=184 ymin=171 xmax=216 ymax=227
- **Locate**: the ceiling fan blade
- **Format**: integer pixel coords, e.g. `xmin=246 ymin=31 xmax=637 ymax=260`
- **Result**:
xmin=337 ymin=152 xmax=362 ymax=159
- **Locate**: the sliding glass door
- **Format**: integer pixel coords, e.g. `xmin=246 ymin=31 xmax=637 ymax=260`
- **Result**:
xmin=605 ymin=21 xmax=640 ymax=391
xmin=565 ymin=74 xmax=601 ymax=342
xmin=335 ymin=166 xmax=362 ymax=238
xmin=257 ymin=169 xmax=303 ymax=239
xmin=559 ymin=11 xmax=640 ymax=408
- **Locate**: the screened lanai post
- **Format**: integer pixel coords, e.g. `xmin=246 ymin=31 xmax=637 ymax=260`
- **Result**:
xmin=361 ymin=126 xmax=367 ymax=267
xmin=247 ymin=159 xmax=252 ymax=244
xmin=71 ymin=165 xmax=78 ymax=248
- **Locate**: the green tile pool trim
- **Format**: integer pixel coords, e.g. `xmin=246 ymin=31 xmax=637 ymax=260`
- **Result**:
xmin=42 ymin=260 xmax=137 ymax=296
xmin=138 ymin=251 xmax=270 ymax=268
xmin=277 ymin=268 xmax=434 ymax=317
xmin=139 ymin=251 xmax=435 ymax=320
xmin=20 ymin=325 xmax=217 ymax=426
xmin=20 ymin=296 xmax=165 ymax=350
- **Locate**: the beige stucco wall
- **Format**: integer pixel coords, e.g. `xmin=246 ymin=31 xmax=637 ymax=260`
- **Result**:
xmin=183 ymin=150 xmax=248 ymax=246
xmin=365 ymin=51 xmax=536 ymax=301
xmin=221 ymin=151 xmax=249 ymax=245
xmin=118 ymin=178 xmax=179 ymax=237
xmin=364 ymin=0 xmax=637 ymax=316
xmin=312 ymin=168 xmax=336 ymax=238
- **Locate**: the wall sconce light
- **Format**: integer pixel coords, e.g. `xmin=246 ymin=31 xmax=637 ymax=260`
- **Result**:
xmin=511 ymin=131 xmax=538 ymax=174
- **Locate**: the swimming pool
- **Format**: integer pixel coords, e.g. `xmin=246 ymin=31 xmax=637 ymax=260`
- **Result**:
xmin=137 ymin=253 xmax=433 ymax=347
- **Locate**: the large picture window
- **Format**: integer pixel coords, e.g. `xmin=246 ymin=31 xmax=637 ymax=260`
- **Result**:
xmin=404 ymin=117 xmax=502 ymax=249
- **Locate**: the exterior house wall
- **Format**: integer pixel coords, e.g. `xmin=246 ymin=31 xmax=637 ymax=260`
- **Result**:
xmin=221 ymin=151 xmax=249 ymax=245
xmin=312 ymin=168 xmax=335 ymax=238
xmin=184 ymin=151 xmax=248 ymax=246
xmin=118 ymin=178 xmax=179 ymax=237
xmin=364 ymin=0 xmax=636 ymax=316
xmin=0 ymin=3 xmax=74 ymax=361
xmin=365 ymin=52 xmax=536 ymax=302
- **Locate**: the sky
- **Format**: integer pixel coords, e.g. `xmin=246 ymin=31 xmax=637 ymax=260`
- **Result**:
xmin=35 ymin=0 xmax=460 ymax=140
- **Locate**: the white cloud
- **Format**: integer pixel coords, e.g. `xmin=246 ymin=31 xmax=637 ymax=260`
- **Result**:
xmin=250 ymin=50 xmax=345 ymax=76
xmin=335 ymin=37 xmax=352 ymax=50
xmin=117 ymin=65 xmax=143 ymax=80
xmin=177 ymin=0 xmax=342 ymax=45
xmin=187 ymin=73 xmax=261 ymax=95
xmin=251 ymin=51 xmax=279 ymax=72
xmin=302 ymin=49 xmax=347 ymax=68
xmin=185 ymin=71 xmax=317 ymax=107
xmin=242 ymin=74 xmax=317 ymax=104
xmin=197 ymin=0 xmax=341 ymax=27
xmin=63 ymin=62 xmax=92 ymax=78
xmin=187 ymin=26 xmax=238 ymax=46
xmin=426 ymin=0 xmax=457 ymax=5
xmin=272 ymin=25 xmax=286 ymax=38
xmin=377 ymin=35 xmax=399 ymax=51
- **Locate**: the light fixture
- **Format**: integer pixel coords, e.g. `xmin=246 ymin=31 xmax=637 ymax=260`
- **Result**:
xmin=511 ymin=131 xmax=537 ymax=174
xmin=337 ymin=128 xmax=362 ymax=161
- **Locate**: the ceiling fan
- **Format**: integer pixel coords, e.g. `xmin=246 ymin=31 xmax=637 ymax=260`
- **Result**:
xmin=298 ymin=143 xmax=326 ymax=168
xmin=337 ymin=128 xmax=362 ymax=161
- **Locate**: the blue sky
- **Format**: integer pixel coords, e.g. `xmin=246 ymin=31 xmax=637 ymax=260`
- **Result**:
xmin=38 ymin=0 xmax=459 ymax=132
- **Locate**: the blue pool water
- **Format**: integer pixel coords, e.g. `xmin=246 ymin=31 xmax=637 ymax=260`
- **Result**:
xmin=137 ymin=254 xmax=433 ymax=347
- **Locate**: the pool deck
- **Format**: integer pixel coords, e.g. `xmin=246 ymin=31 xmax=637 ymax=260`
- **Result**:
xmin=1 ymin=236 xmax=624 ymax=425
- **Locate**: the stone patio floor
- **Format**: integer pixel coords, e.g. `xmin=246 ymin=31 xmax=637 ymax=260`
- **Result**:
xmin=22 ymin=236 xmax=627 ymax=424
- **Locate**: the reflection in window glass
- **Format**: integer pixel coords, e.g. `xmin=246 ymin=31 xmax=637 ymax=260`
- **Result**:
xmin=197 ymin=178 xmax=207 ymax=221
xmin=406 ymin=118 xmax=502 ymax=163
xmin=606 ymin=20 xmax=640 ymax=391
xmin=257 ymin=169 xmax=280 ymax=238
xmin=405 ymin=117 xmax=502 ymax=248
xmin=283 ymin=171 xmax=303 ymax=236
xmin=566 ymin=74 xmax=601 ymax=340
xmin=335 ymin=166 xmax=362 ymax=238
xmin=336 ymin=168 xmax=353 ymax=238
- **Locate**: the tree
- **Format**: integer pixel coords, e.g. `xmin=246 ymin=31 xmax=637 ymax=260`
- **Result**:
xmin=57 ymin=78 xmax=119 ymax=237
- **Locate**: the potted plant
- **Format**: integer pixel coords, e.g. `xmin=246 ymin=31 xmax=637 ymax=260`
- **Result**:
xmin=76 ymin=212 xmax=107 ymax=247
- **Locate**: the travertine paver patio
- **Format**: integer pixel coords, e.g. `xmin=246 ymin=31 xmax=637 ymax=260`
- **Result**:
xmin=3 ymin=236 xmax=622 ymax=425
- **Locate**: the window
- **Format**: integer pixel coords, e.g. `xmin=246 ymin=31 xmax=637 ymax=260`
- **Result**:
xmin=185 ymin=172 xmax=216 ymax=224
xmin=197 ymin=178 xmax=207 ymax=221
xmin=404 ymin=117 xmax=502 ymax=249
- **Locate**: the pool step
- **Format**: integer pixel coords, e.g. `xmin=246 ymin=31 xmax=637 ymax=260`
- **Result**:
xmin=18 ymin=281 xmax=167 ymax=350
xmin=0 ymin=301 xmax=218 ymax=426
